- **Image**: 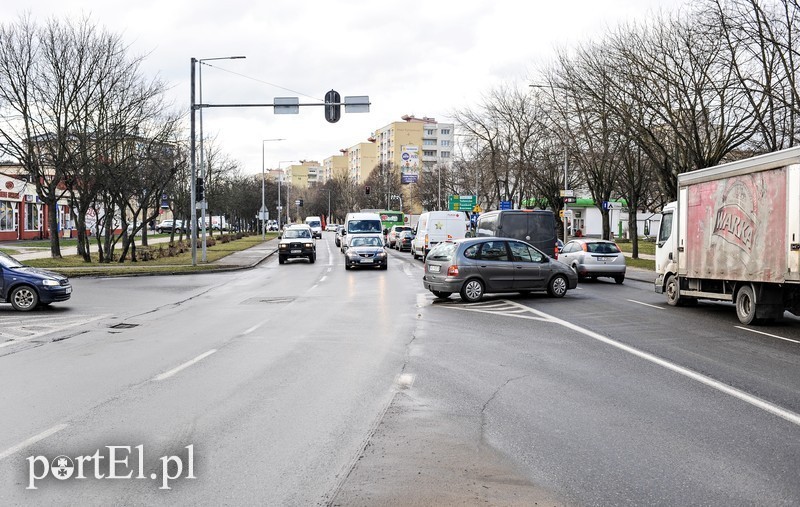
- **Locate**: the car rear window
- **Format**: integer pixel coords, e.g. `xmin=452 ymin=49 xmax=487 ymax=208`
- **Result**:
xmin=586 ymin=242 xmax=620 ymax=254
xmin=427 ymin=242 xmax=457 ymax=261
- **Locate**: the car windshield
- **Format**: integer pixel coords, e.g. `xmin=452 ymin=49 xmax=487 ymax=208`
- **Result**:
xmin=348 ymin=220 xmax=382 ymax=233
xmin=428 ymin=242 xmax=457 ymax=261
xmin=351 ymin=236 xmax=383 ymax=247
xmin=284 ymin=229 xmax=311 ymax=239
xmin=307 ymin=221 xmax=321 ymax=228
xmin=0 ymin=251 xmax=23 ymax=269
xmin=586 ymin=242 xmax=620 ymax=254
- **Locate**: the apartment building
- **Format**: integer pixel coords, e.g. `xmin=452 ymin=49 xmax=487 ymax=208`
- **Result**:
xmin=323 ymin=154 xmax=349 ymax=181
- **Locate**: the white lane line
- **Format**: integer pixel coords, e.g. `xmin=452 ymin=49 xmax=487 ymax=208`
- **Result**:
xmin=152 ymin=349 xmax=217 ymax=381
xmin=242 ymin=323 xmax=262 ymax=335
xmin=326 ymin=241 xmax=334 ymax=266
xmin=0 ymin=424 xmax=69 ymax=461
xmin=320 ymin=276 xmax=327 ymax=282
xmin=735 ymin=326 xmax=800 ymax=344
xmin=627 ymin=299 xmax=665 ymax=310
xmin=497 ymin=300 xmax=800 ymax=427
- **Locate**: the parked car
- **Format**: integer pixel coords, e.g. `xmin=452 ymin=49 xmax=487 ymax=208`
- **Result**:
xmin=278 ymin=225 xmax=316 ymax=264
xmin=559 ymin=238 xmax=626 ymax=283
xmin=335 ymin=226 xmax=345 ymax=248
xmin=386 ymin=225 xmax=412 ymax=249
xmin=396 ymin=230 xmax=415 ymax=252
xmin=156 ymin=220 xmax=184 ymax=234
xmin=344 ymin=234 xmax=388 ymax=270
xmin=422 ymin=237 xmax=578 ymax=302
xmin=0 ymin=251 xmax=72 ymax=311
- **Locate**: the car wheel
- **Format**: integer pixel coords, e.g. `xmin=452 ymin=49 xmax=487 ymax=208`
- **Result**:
xmin=278 ymin=255 xmax=286 ymax=265
xmin=381 ymin=263 xmax=388 ymax=270
xmin=309 ymin=253 xmax=316 ymax=263
xmin=547 ymin=275 xmax=568 ymax=298
xmin=431 ymin=291 xmax=452 ymax=299
xmin=344 ymin=264 xmax=351 ymax=270
xmin=10 ymin=285 xmax=38 ymax=311
xmin=736 ymin=285 xmax=758 ymax=325
xmin=460 ymin=278 xmax=484 ymax=303
xmin=614 ymin=275 xmax=625 ymax=284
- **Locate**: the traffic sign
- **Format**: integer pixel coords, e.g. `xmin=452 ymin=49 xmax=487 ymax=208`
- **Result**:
xmin=564 ymin=196 xmax=576 ymax=203
xmin=559 ymin=189 xmax=574 ymax=197
xmin=448 ymin=195 xmax=477 ymax=211
xmin=499 ymin=200 xmax=512 ymax=210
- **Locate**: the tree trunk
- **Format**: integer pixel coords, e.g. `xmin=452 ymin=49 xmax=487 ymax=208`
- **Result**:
xmin=47 ymin=198 xmax=62 ymax=258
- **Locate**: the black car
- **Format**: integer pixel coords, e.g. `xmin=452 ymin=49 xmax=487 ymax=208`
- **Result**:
xmin=396 ymin=230 xmax=415 ymax=252
xmin=278 ymin=225 xmax=316 ymax=264
xmin=0 ymin=251 xmax=72 ymax=311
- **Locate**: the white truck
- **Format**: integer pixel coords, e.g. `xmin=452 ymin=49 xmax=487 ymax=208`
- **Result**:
xmin=654 ymin=146 xmax=800 ymax=324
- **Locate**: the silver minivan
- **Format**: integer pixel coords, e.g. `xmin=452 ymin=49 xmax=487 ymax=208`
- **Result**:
xmin=422 ymin=237 xmax=578 ymax=302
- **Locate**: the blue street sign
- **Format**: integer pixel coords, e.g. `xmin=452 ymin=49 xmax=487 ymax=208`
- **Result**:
xmin=500 ymin=200 xmax=512 ymax=210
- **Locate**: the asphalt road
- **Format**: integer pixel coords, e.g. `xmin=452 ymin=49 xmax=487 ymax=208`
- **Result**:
xmin=2 ymin=232 xmax=800 ymax=505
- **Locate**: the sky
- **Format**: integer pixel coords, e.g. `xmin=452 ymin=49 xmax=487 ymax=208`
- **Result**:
xmin=2 ymin=0 xmax=687 ymax=175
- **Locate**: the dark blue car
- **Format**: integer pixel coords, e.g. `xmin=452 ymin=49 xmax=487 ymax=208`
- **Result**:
xmin=0 ymin=251 xmax=72 ymax=311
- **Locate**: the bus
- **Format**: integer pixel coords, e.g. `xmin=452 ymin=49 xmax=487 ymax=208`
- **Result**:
xmin=361 ymin=209 xmax=405 ymax=234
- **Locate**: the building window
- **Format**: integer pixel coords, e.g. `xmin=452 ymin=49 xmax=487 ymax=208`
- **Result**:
xmin=441 ymin=128 xmax=450 ymax=135
xmin=423 ymin=150 xmax=436 ymax=157
xmin=441 ymin=140 xmax=450 ymax=147
xmin=25 ymin=202 xmax=41 ymax=231
xmin=423 ymin=139 xmax=436 ymax=146
xmin=0 ymin=201 xmax=17 ymax=231
xmin=441 ymin=151 xmax=451 ymax=158
xmin=425 ymin=129 xmax=435 ymax=136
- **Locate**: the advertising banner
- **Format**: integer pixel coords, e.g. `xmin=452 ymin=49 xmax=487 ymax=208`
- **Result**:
xmin=400 ymin=145 xmax=419 ymax=184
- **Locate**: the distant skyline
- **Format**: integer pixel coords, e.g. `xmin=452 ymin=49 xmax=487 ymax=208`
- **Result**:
xmin=2 ymin=0 xmax=687 ymax=174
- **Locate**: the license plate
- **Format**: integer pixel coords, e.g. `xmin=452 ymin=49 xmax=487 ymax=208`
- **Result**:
xmin=291 ymin=249 xmax=301 ymax=254
xmin=428 ymin=265 xmax=440 ymax=273
xmin=360 ymin=258 xmax=373 ymax=263
xmin=65 ymin=287 xmax=72 ymax=294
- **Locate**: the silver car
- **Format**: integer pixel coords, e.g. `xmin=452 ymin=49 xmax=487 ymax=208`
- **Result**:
xmin=559 ymin=238 xmax=626 ymax=284
xmin=422 ymin=237 xmax=578 ymax=302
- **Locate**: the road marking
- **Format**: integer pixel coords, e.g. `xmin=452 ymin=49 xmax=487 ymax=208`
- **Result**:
xmin=0 ymin=424 xmax=68 ymax=461
xmin=320 ymin=276 xmax=327 ymax=282
xmin=396 ymin=373 xmax=415 ymax=389
xmin=152 ymin=349 xmax=217 ymax=381
xmin=442 ymin=299 xmax=800 ymax=427
xmin=627 ymin=299 xmax=664 ymax=310
xmin=0 ymin=314 xmax=109 ymax=348
xmin=326 ymin=241 xmax=334 ymax=266
xmin=242 ymin=323 xmax=262 ymax=335
xmin=735 ymin=326 xmax=800 ymax=344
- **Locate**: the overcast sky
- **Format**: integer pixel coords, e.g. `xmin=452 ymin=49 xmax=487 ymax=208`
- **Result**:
xmin=3 ymin=0 xmax=687 ymax=175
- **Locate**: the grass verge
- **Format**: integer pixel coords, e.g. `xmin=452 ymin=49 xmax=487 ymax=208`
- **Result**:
xmin=23 ymin=234 xmax=275 ymax=277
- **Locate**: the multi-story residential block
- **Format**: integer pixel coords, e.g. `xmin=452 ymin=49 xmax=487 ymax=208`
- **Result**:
xmin=323 ymin=154 xmax=349 ymax=181
xmin=344 ymin=142 xmax=379 ymax=183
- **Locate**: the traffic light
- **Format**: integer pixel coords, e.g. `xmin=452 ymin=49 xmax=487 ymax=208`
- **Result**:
xmin=365 ymin=185 xmax=370 ymax=195
xmin=298 ymin=199 xmax=304 ymax=207
xmin=196 ymin=177 xmax=205 ymax=201
xmin=324 ymin=89 xmax=341 ymax=123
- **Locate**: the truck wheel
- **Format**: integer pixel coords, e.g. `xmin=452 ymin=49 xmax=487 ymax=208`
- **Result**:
xmin=665 ymin=274 xmax=682 ymax=306
xmin=736 ymin=285 xmax=758 ymax=325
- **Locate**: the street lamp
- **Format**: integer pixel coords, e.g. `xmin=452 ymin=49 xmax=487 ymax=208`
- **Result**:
xmin=262 ymin=139 xmax=286 ymax=239
xmin=530 ymin=83 xmax=569 ymax=240
xmin=190 ymin=55 xmax=245 ymax=265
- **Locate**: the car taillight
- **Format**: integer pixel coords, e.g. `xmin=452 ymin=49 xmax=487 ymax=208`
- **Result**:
xmin=447 ymin=265 xmax=459 ymax=276
xmin=424 ymin=234 xmax=429 ymax=246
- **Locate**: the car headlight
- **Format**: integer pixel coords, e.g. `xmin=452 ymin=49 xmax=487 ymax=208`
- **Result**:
xmin=304 ymin=242 xmax=313 ymax=248
xmin=41 ymin=279 xmax=60 ymax=286
xmin=279 ymin=244 xmax=288 ymax=249
xmin=376 ymin=251 xmax=387 ymax=258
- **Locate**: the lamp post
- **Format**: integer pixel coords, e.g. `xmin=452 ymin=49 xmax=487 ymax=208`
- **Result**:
xmin=530 ymin=83 xmax=569 ymax=240
xmin=262 ymin=139 xmax=286 ymax=239
xmin=191 ymin=55 xmax=245 ymax=265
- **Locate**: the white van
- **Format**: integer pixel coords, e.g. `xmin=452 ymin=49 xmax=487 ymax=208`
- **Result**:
xmin=411 ymin=211 xmax=471 ymax=260
xmin=304 ymin=216 xmax=323 ymax=238
xmin=342 ymin=212 xmax=383 ymax=253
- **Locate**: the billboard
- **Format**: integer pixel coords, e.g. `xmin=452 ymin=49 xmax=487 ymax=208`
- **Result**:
xmin=400 ymin=145 xmax=419 ymax=184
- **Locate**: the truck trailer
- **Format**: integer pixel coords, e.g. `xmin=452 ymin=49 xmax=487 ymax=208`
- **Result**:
xmin=654 ymin=146 xmax=800 ymax=325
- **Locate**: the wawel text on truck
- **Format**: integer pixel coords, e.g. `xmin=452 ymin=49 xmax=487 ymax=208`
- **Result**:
xmin=655 ymin=146 xmax=800 ymax=325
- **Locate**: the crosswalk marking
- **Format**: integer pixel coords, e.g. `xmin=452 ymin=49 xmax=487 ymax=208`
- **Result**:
xmin=0 ymin=314 xmax=109 ymax=348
